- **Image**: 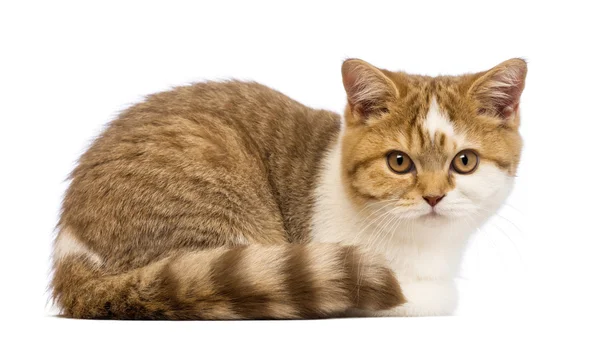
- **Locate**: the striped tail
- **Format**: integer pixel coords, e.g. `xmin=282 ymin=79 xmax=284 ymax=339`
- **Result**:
xmin=51 ymin=243 xmax=404 ymax=319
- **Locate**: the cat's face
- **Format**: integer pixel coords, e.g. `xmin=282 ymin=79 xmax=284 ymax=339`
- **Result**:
xmin=340 ymin=59 xmax=525 ymax=226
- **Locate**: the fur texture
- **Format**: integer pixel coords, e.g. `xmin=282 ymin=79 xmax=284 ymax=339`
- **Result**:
xmin=52 ymin=58 xmax=526 ymax=319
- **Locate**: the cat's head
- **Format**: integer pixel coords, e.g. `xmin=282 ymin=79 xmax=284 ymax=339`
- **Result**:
xmin=340 ymin=58 xmax=526 ymax=226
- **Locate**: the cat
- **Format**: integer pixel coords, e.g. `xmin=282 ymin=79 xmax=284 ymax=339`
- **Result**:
xmin=51 ymin=58 xmax=526 ymax=319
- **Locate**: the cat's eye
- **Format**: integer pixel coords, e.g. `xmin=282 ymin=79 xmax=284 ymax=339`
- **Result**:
xmin=386 ymin=151 xmax=414 ymax=174
xmin=451 ymin=150 xmax=479 ymax=174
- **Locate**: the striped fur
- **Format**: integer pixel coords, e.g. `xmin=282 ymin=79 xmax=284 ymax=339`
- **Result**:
xmin=52 ymin=243 xmax=402 ymax=319
xmin=51 ymin=59 xmax=526 ymax=319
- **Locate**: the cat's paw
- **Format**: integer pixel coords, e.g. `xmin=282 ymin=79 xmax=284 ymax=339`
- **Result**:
xmin=391 ymin=279 xmax=458 ymax=316
xmin=348 ymin=279 xmax=457 ymax=317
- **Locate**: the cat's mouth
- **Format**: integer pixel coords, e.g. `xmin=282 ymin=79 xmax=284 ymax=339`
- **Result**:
xmin=423 ymin=210 xmax=443 ymax=218
xmin=426 ymin=209 xmax=440 ymax=216
xmin=420 ymin=208 xmax=451 ymax=220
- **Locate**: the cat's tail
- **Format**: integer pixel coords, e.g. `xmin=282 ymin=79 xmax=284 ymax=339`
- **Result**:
xmin=51 ymin=243 xmax=404 ymax=319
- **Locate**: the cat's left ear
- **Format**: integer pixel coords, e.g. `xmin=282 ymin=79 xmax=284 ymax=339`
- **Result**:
xmin=342 ymin=59 xmax=399 ymax=123
xmin=468 ymin=58 xmax=527 ymax=121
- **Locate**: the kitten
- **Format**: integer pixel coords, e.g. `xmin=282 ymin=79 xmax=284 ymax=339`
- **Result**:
xmin=52 ymin=58 xmax=526 ymax=319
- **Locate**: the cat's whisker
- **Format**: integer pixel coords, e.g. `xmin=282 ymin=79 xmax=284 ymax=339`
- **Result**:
xmin=356 ymin=211 xmax=396 ymax=293
xmin=470 ymin=208 xmax=524 ymax=265
xmin=349 ymin=201 xmax=397 ymax=246
xmin=359 ymin=210 xmax=402 ymax=292
xmin=355 ymin=200 xmax=398 ymax=227
xmin=454 ymin=189 xmax=525 ymax=238
xmin=345 ymin=204 xmax=396 ymax=280
xmin=356 ymin=199 xmax=399 ymax=215
xmin=492 ymin=212 xmax=525 ymax=236
xmin=370 ymin=208 xmax=400 ymax=250
xmin=475 ymin=205 xmax=525 ymax=238
xmin=500 ymin=202 xmax=526 ymax=216
xmin=487 ymin=221 xmax=524 ymax=265
xmin=478 ymin=225 xmax=512 ymax=274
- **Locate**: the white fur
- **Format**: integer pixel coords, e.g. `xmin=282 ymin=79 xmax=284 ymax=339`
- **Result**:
xmin=311 ymin=129 xmax=514 ymax=316
xmin=53 ymin=228 xmax=102 ymax=265
xmin=422 ymin=98 xmax=455 ymax=142
xmin=349 ymin=280 xmax=458 ymax=317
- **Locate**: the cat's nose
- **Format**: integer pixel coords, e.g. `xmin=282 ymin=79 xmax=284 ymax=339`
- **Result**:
xmin=423 ymin=195 xmax=445 ymax=207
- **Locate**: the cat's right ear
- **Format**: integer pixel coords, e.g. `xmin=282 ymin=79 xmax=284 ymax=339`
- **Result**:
xmin=342 ymin=59 xmax=399 ymax=123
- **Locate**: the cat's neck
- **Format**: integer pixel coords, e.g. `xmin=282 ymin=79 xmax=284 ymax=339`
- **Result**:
xmin=311 ymin=130 xmax=479 ymax=281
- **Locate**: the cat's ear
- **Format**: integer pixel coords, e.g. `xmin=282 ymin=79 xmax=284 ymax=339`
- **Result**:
xmin=342 ymin=59 xmax=399 ymax=123
xmin=468 ymin=58 xmax=527 ymax=120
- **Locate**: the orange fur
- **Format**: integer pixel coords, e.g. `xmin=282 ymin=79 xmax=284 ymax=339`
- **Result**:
xmin=52 ymin=58 xmax=526 ymax=319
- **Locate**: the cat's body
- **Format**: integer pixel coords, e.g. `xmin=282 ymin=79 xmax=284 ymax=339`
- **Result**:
xmin=52 ymin=59 xmax=526 ymax=319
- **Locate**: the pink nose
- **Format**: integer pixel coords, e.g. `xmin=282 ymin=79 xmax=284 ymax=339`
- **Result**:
xmin=423 ymin=195 xmax=445 ymax=207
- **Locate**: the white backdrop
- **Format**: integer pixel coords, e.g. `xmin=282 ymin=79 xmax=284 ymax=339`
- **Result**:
xmin=1 ymin=1 xmax=598 ymax=338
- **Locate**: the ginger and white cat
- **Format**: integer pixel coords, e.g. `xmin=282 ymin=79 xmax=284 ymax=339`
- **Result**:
xmin=52 ymin=58 xmax=526 ymax=319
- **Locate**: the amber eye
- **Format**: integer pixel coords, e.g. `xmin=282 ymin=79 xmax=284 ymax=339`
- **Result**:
xmin=386 ymin=151 xmax=414 ymax=174
xmin=451 ymin=150 xmax=479 ymax=174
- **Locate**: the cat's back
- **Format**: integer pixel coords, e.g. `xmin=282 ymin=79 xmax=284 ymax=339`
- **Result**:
xmin=114 ymin=80 xmax=325 ymax=128
xmin=97 ymin=81 xmax=339 ymax=162
xmin=59 ymin=81 xmax=340 ymax=269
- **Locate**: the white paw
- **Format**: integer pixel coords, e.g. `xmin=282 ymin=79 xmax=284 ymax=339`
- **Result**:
xmin=349 ymin=279 xmax=458 ymax=317
xmin=393 ymin=279 xmax=458 ymax=316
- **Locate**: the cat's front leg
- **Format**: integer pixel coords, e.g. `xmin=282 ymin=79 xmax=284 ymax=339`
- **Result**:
xmin=349 ymin=279 xmax=458 ymax=317
xmin=384 ymin=279 xmax=458 ymax=316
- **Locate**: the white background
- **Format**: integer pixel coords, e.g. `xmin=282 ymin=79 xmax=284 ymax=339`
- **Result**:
xmin=1 ymin=0 xmax=599 ymax=338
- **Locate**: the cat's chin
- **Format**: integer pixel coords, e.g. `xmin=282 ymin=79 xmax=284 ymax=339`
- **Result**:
xmin=416 ymin=210 xmax=475 ymax=227
xmin=418 ymin=212 xmax=451 ymax=224
xmin=414 ymin=209 xmax=483 ymax=229
xmin=389 ymin=208 xmax=451 ymax=223
xmin=421 ymin=211 xmax=447 ymax=219
xmin=390 ymin=210 xmax=452 ymax=225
